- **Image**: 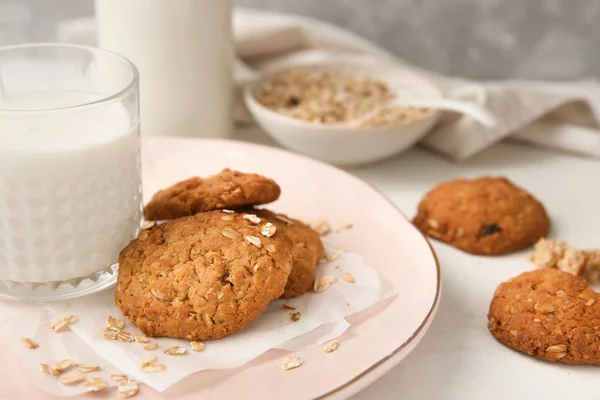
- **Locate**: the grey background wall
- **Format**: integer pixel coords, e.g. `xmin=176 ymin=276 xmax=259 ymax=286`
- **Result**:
xmin=1 ymin=0 xmax=598 ymax=80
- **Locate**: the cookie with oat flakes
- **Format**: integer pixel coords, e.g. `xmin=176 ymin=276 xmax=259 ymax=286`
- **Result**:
xmin=488 ymin=268 xmax=600 ymax=365
xmin=252 ymin=209 xmax=324 ymax=298
xmin=115 ymin=210 xmax=293 ymax=340
xmin=413 ymin=176 xmax=550 ymax=255
xmin=143 ymin=169 xmax=281 ymax=221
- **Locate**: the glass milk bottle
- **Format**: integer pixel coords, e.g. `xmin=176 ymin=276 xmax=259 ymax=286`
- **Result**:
xmin=95 ymin=0 xmax=234 ymax=138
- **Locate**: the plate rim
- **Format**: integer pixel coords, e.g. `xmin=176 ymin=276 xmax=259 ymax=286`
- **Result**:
xmin=144 ymin=136 xmax=442 ymax=399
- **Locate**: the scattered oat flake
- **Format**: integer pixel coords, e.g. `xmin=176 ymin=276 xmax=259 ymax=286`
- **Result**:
xmin=222 ymin=209 xmax=235 ymax=214
xmin=325 ymin=252 xmax=339 ymax=262
xmin=39 ymin=363 xmax=52 ymax=375
xmin=261 ymin=222 xmax=277 ymax=237
xmin=282 ymin=304 xmax=296 ymax=310
xmin=53 ymin=359 xmax=73 ymax=373
xmin=314 ymin=282 xmax=331 ymax=293
xmin=245 ymin=235 xmax=262 ymax=248
xmin=84 ymin=377 xmax=108 ymax=392
xmin=144 ymin=343 xmax=159 ymax=351
xmin=103 ymin=326 xmax=119 ymax=340
xmin=141 ymin=363 xmax=166 ymax=373
xmin=118 ymin=330 xmax=135 ymax=343
xmin=60 ymin=372 xmax=85 ymax=385
xmin=279 ymin=356 xmax=304 ymax=371
xmin=275 ymin=214 xmax=294 ymax=225
xmin=191 ymin=341 xmax=205 ymax=352
xmin=164 ymin=346 xmax=187 ymax=356
xmin=50 ymin=314 xmax=77 ymax=332
xmin=118 ymin=381 xmax=139 ymax=398
xmin=141 ymin=220 xmax=156 ymax=230
xmin=134 ymin=334 xmax=149 ymax=343
xmin=341 ymin=272 xmax=356 ymax=283
xmin=319 ymin=276 xmax=338 ymax=284
xmin=110 ymin=374 xmax=129 ymax=382
xmin=20 ymin=337 xmax=38 ymax=349
xmin=106 ymin=316 xmax=125 ymax=329
xmin=290 ymin=312 xmax=301 ymax=322
xmin=76 ymin=364 xmax=100 ymax=373
xmin=314 ymin=219 xmax=331 ymax=236
xmin=141 ymin=355 xmax=157 ymax=366
xmin=324 ymin=340 xmax=340 ymax=353
xmin=243 ymin=214 xmax=261 ymax=224
xmin=338 ymin=222 xmax=353 ymax=230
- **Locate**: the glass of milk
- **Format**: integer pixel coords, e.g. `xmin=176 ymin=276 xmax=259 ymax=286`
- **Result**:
xmin=0 ymin=43 xmax=142 ymax=301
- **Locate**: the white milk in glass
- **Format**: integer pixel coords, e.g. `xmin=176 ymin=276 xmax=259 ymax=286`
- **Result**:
xmin=0 ymin=91 xmax=142 ymax=283
xmin=95 ymin=0 xmax=234 ymax=138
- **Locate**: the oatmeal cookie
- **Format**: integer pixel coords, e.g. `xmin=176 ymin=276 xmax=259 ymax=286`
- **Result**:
xmin=253 ymin=209 xmax=324 ymax=298
xmin=413 ymin=176 xmax=550 ymax=255
xmin=488 ymin=269 xmax=600 ymax=365
xmin=143 ymin=169 xmax=281 ymax=221
xmin=115 ymin=210 xmax=293 ymax=340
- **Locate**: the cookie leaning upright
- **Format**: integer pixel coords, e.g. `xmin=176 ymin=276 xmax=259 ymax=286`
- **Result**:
xmin=253 ymin=209 xmax=325 ymax=299
xmin=413 ymin=176 xmax=550 ymax=255
xmin=488 ymin=269 xmax=600 ymax=365
xmin=143 ymin=169 xmax=281 ymax=221
xmin=115 ymin=210 xmax=293 ymax=341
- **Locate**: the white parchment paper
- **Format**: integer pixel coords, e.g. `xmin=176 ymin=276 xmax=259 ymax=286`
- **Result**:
xmin=0 ymin=248 xmax=395 ymax=395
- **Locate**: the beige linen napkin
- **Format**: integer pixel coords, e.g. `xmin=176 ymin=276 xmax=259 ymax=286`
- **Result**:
xmin=58 ymin=7 xmax=600 ymax=160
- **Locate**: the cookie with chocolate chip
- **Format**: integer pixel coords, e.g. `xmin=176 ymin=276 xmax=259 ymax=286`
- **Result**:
xmin=115 ymin=210 xmax=293 ymax=340
xmin=143 ymin=169 xmax=281 ymax=221
xmin=488 ymin=268 xmax=600 ymax=365
xmin=413 ymin=176 xmax=550 ymax=255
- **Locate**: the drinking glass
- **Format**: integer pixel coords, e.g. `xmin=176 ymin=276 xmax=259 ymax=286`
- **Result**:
xmin=0 ymin=43 xmax=142 ymax=301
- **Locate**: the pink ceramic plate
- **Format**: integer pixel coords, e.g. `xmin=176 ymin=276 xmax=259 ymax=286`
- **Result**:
xmin=1 ymin=137 xmax=440 ymax=399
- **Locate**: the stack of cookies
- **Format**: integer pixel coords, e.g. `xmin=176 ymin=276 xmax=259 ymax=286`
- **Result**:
xmin=115 ymin=169 xmax=324 ymax=341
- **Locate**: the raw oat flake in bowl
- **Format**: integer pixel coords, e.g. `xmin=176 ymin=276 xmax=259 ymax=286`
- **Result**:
xmin=244 ymin=58 xmax=442 ymax=166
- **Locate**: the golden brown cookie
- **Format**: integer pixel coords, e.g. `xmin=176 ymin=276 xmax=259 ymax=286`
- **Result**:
xmin=143 ymin=169 xmax=281 ymax=221
xmin=253 ymin=209 xmax=324 ymax=298
xmin=488 ymin=269 xmax=600 ymax=365
xmin=413 ymin=176 xmax=550 ymax=255
xmin=115 ymin=210 xmax=293 ymax=341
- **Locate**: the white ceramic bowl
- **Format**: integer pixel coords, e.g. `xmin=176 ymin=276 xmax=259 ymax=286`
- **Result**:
xmin=244 ymin=60 xmax=442 ymax=166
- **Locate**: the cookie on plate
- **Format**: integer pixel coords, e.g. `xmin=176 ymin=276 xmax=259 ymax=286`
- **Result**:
xmin=488 ymin=268 xmax=600 ymax=365
xmin=252 ymin=209 xmax=324 ymax=298
xmin=413 ymin=176 xmax=550 ymax=255
xmin=143 ymin=169 xmax=281 ymax=221
xmin=115 ymin=210 xmax=293 ymax=340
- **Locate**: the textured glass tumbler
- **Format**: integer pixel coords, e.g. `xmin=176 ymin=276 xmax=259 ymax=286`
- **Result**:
xmin=0 ymin=44 xmax=142 ymax=301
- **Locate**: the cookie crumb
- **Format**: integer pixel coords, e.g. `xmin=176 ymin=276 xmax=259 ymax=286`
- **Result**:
xmin=282 ymin=304 xmax=296 ymax=310
xmin=314 ymin=219 xmax=331 ymax=236
xmin=290 ymin=312 xmax=301 ymax=322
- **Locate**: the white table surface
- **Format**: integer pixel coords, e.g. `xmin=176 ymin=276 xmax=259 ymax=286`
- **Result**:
xmin=237 ymin=126 xmax=600 ymax=400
